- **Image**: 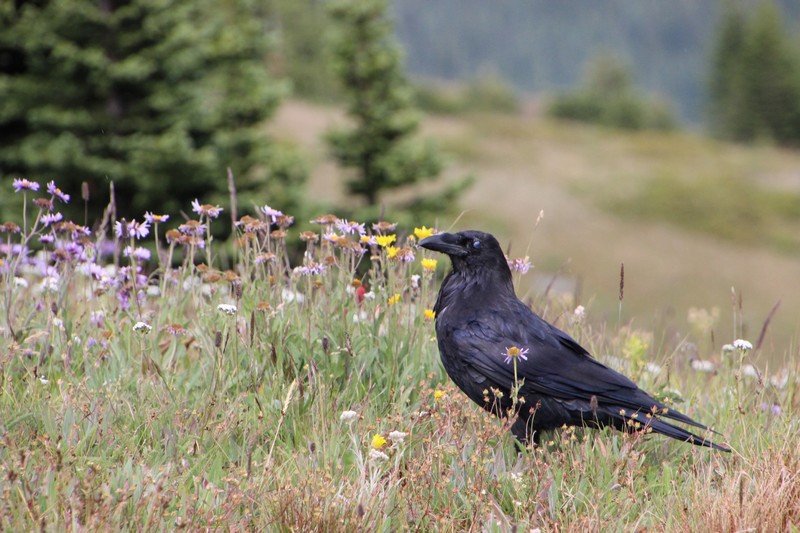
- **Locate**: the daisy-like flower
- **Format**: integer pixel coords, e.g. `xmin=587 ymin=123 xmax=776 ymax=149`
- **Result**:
xmin=424 ymin=309 xmax=436 ymax=320
xmin=375 ymin=234 xmax=396 ymax=247
xmin=144 ymin=212 xmax=170 ymax=224
xmin=115 ymin=219 xmax=150 ymax=240
xmin=12 ymin=178 xmax=40 ymax=192
xmin=421 ymin=258 xmax=438 ymax=271
xmin=433 ymin=389 xmax=445 ymax=401
xmin=340 ymin=410 xmax=359 ymax=423
xmin=260 ymin=204 xmax=284 ymax=223
xmin=508 ymin=256 xmax=532 ymax=274
xmin=133 ymin=321 xmax=152 ymax=334
xmin=46 ymin=181 xmax=70 ymax=203
xmin=502 ymin=346 xmax=529 ymax=365
xmin=322 ymin=232 xmax=340 ymax=244
xmin=41 ymin=212 xmax=63 ymax=227
xmin=360 ymin=234 xmax=377 ymax=246
xmin=395 ymin=247 xmax=415 ymax=263
xmin=1 ymin=222 xmax=21 ymax=234
xmin=414 ymin=226 xmax=435 ymax=240
xmin=388 ymin=293 xmax=401 ymax=306
xmin=123 ymin=246 xmax=151 ymax=262
xmin=178 ymin=220 xmax=204 ymax=236
xmin=372 ymin=221 xmax=397 ymax=233
xmin=733 ymin=339 xmax=753 ymax=352
xmin=335 ymin=218 xmax=366 ymax=235
xmin=371 ymin=434 xmax=387 ymax=450
xmin=191 ymin=199 xmax=223 ymax=219
xmin=217 ymin=303 xmax=237 ymax=315
xmin=386 ymin=245 xmax=399 ymax=259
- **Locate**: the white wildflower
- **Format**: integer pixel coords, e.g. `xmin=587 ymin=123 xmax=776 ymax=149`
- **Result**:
xmin=721 ymin=344 xmax=735 ymax=355
xmin=14 ymin=277 xmax=28 ymax=288
xmin=217 ymin=303 xmax=237 ymax=315
xmin=741 ymin=364 xmax=759 ymax=379
xmin=340 ymin=410 xmax=359 ymax=423
xmin=368 ymin=449 xmax=389 ymax=462
xmin=388 ymin=431 xmax=408 ymax=444
xmin=644 ymin=362 xmax=662 ymax=376
xmin=39 ymin=375 xmax=49 ymax=384
xmin=690 ymin=359 xmax=716 ymax=373
xmin=733 ymin=339 xmax=753 ymax=352
xmin=133 ymin=321 xmax=152 ymax=334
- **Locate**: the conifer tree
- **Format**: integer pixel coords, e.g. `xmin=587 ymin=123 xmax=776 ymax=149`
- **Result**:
xmin=326 ymin=0 xmax=451 ymax=209
xmin=0 ymin=0 xmax=305 ymax=222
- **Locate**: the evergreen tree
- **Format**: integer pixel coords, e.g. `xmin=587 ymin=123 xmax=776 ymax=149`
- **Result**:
xmin=707 ymin=0 xmax=800 ymax=143
xmin=325 ymin=0 xmax=451 ymax=209
xmin=0 ymin=0 xmax=305 ymax=223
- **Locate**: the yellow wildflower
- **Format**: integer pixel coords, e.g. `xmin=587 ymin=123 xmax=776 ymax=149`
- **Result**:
xmin=372 ymin=434 xmax=387 ymax=449
xmin=414 ymin=226 xmax=434 ymax=240
xmin=375 ymin=234 xmax=396 ymax=247
xmin=386 ymin=245 xmax=399 ymax=259
xmin=421 ymin=258 xmax=438 ymax=271
xmin=434 ymin=389 xmax=445 ymax=401
xmin=388 ymin=293 xmax=401 ymax=306
xmin=424 ymin=309 xmax=436 ymax=320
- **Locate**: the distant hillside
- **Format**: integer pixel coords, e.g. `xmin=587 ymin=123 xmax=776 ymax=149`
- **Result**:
xmin=391 ymin=0 xmax=800 ymax=123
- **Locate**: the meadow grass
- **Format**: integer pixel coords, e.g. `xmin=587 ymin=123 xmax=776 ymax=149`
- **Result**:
xmin=1 ymin=182 xmax=799 ymax=531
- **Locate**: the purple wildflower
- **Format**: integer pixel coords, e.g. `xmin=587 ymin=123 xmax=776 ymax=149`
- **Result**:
xmin=335 ymin=219 xmax=366 ymax=236
xmin=144 ymin=212 xmax=170 ymax=224
xmin=260 ymin=204 xmax=284 ymax=223
xmin=46 ymin=181 xmax=70 ymax=203
xmin=192 ymin=199 xmax=223 ymax=219
xmin=502 ymin=346 xmax=529 ymax=365
xmin=12 ymin=178 xmax=40 ymax=192
xmin=41 ymin=212 xmax=63 ymax=227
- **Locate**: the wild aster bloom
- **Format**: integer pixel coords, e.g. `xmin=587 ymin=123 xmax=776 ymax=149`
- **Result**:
xmin=395 ymin=247 xmax=415 ymax=263
xmin=39 ymin=234 xmax=55 ymax=244
xmin=388 ymin=293 xmax=401 ymax=306
xmin=192 ymin=199 xmax=223 ymax=218
xmin=218 ymin=303 xmax=237 ymax=315
xmin=360 ymin=234 xmax=377 ymax=246
xmin=371 ymin=434 xmax=387 ymax=450
xmin=90 ymin=311 xmax=105 ymax=327
xmin=293 ymin=261 xmax=327 ymax=276
xmin=123 ymin=246 xmax=151 ymax=262
xmin=46 ymin=181 xmax=70 ymax=203
xmin=335 ymin=219 xmax=366 ymax=236
xmin=178 ymin=220 xmax=204 ymax=236
xmin=433 ymin=389 xmax=445 ymax=401
xmin=502 ymin=346 xmax=529 ymax=365
xmin=133 ymin=321 xmax=152 ymax=334
xmin=33 ymin=198 xmax=54 ymax=211
xmin=421 ymin=258 xmax=438 ymax=271
xmin=115 ymin=219 xmax=150 ymax=240
xmin=340 ymin=410 xmax=359 ymax=423
xmin=12 ymin=178 xmax=40 ymax=192
xmin=41 ymin=212 xmax=63 ymax=227
xmin=310 ymin=214 xmax=338 ymax=226
xmin=260 ymin=204 xmax=283 ymax=223
xmin=414 ymin=226 xmax=434 ymax=240
xmin=733 ymin=339 xmax=753 ymax=352
xmin=144 ymin=212 xmax=169 ymax=224
xmin=508 ymin=256 xmax=532 ymax=274
xmin=424 ymin=309 xmax=436 ymax=320
xmin=375 ymin=234 xmax=396 ymax=247
xmin=0 ymin=222 xmax=21 ymax=234
xmin=164 ymin=324 xmax=186 ymax=336
xmin=372 ymin=221 xmax=397 ymax=233
xmin=322 ymin=232 xmax=340 ymax=244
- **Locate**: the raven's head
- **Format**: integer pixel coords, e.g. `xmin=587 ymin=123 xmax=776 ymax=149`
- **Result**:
xmin=419 ymin=230 xmax=511 ymax=277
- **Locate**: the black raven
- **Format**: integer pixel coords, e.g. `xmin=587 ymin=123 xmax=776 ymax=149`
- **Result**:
xmin=420 ymin=230 xmax=729 ymax=451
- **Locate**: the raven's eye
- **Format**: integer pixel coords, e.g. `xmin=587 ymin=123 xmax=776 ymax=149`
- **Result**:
xmin=472 ymin=239 xmax=481 ymax=250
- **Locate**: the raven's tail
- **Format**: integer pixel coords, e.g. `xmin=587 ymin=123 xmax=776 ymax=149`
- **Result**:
xmin=618 ymin=411 xmax=730 ymax=452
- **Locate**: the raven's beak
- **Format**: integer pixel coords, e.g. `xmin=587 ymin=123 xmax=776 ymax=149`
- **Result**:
xmin=419 ymin=232 xmax=468 ymax=257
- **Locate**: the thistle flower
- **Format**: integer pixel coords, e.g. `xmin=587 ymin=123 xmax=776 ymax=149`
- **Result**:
xmin=46 ymin=181 xmax=70 ymax=203
xmin=12 ymin=178 xmax=40 ymax=192
xmin=191 ymin=199 xmax=223 ymax=218
xmin=502 ymin=346 xmax=529 ymax=365
xmin=217 ymin=303 xmax=237 ymax=315
xmin=414 ymin=226 xmax=435 ymax=240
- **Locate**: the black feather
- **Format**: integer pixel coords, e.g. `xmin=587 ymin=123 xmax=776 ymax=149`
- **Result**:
xmin=420 ymin=230 xmax=729 ymax=452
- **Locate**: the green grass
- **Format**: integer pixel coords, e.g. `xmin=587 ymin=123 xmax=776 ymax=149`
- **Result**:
xmin=1 ymin=190 xmax=799 ymax=530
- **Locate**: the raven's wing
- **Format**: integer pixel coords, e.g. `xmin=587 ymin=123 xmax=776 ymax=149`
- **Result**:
xmin=450 ymin=302 xmax=708 ymax=431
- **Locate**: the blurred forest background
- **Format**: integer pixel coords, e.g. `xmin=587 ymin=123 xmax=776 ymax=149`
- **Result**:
xmin=2 ymin=0 xmax=800 ymax=360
